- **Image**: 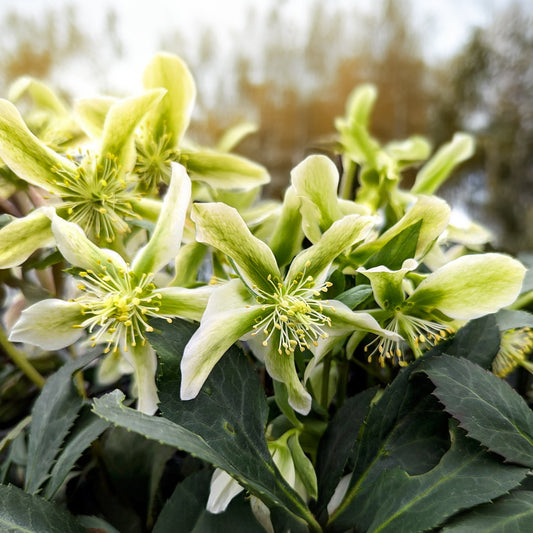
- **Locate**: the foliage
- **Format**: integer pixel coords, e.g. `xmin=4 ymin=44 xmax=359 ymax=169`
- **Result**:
xmin=1 ymin=51 xmax=533 ymax=533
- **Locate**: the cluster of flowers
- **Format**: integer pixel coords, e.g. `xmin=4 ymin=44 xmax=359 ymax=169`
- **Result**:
xmin=0 ymin=54 xmax=530 ymax=511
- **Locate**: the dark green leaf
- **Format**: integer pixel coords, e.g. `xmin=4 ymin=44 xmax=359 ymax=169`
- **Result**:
xmin=336 ymin=284 xmax=373 ymax=309
xmin=76 ymin=515 xmax=120 ymax=533
xmin=148 ymin=318 xmax=317 ymax=529
xmin=442 ymin=490 xmax=533 ymax=532
xmin=334 ymin=424 xmax=527 ymax=533
xmin=422 ymin=355 xmax=533 ymax=467
xmin=153 ymin=469 xmax=264 ymax=533
xmin=495 ymin=309 xmax=533 ymax=330
xmin=314 ymin=388 xmax=377 ymax=519
xmin=0 ymin=484 xmax=85 ymax=532
xmin=25 ymin=352 xmax=99 ymax=494
xmin=445 ymin=314 xmax=500 ymax=369
xmin=364 ymin=220 xmax=422 ymax=270
xmin=93 ymin=326 xmax=318 ymax=529
xmin=44 ymin=407 xmax=109 ymax=499
xmin=327 ymin=358 xmax=450 ymax=528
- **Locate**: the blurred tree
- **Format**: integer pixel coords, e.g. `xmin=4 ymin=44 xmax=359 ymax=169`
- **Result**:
xmin=432 ymin=2 xmax=533 ymax=252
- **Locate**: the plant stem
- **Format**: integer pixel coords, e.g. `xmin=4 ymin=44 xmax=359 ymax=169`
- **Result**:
xmin=339 ymin=157 xmax=357 ymax=200
xmin=0 ymin=326 xmax=45 ymax=388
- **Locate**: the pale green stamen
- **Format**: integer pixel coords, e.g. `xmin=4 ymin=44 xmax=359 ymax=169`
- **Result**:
xmin=51 ymin=151 xmax=140 ymax=242
xmin=365 ymin=311 xmax=454 ymax=366
xmin=135 ymin=126 xmax=175 ymax=192
xmin=250 ymin=265 xmax=334 ymax=355
xmin=73 ymin=262 xmax=172 ymax=354
xmin=493 ymin=328 xmax=533 ymax=377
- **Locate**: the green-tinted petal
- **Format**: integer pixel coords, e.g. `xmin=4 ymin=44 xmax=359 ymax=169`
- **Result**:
xmin=142 ymin=52 xmax=196 ymax=147
xmin=74 ymin=96 xmax=116 ymax=139
xmin=9 ymin=299 xmax=85 ymax=350
xmin=287 ymin=214 xmax=375 ymax=284
xmin=130 ymin=197 xmax=162 ymax=224
xmin=358 ymin=259 xmax=418 ymax=310
xmin=216 ymin=122 xmax=257 ymax=153
xmin=264 ymin=342 xmax=312 ymax=415
xmin=49 ymin=212 xmax=127 ymax=272
xmin=411 ymin=133 xmax=474 ymax=195
xmin=192 ymin=202 xmax=281 ymax=291
xmin=122 ymin=343 xmax=159 ymax=415
xmin=345 ymin=84 xmax=377 ymax=126
xmin=385 ymin=136 xmax=432 ymax=168
xmin=0 ymin=208 xmax=54 ymax=269
xmin=180 ymin=280 xmax=263 ymax=400
xmin=269 ymin=186 xmax=304 ymax=267
xmin=170 ymin=242 xmax=207 ymax=287
xmin=352 ymin=195 xmax=450 ymax=264
xmin=207 ymin=469 xmax=245 ymax=514
xmin=291 ymin=154 xmax=343 ymax=242
xmin=157 ymin=285 xmax=212 ymax=322
xmin=99 ymin=89 xmax=166 ymax=173
xmin=180 ymin=149 xmax=270 ymax=190
xmin=408 ymin=253 xmax=526 ymax=319
xmin=0 ymin=99 xmax=77 ymax=191
xmin=132 ymin=162 xmax=191 ymax=275
xmin=9 ymin=77 xmax=68 ymax=115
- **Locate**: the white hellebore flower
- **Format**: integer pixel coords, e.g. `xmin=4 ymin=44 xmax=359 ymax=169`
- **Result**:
xmin=359 ymin=254 xmax=526 ymax=365
xmin=180 ymin=202 xmax=401 ymax=415
xmin=10 ymin=163 xmax=211 ymax=414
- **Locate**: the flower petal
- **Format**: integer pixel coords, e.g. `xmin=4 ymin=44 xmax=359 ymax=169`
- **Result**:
xmin=180 ymin=280 xmax=263 ymax=400
xmin=268 ymin=186 xmax=303 ymax=267
xmin=408 ymin=253 xmax=526 ymax=319
xmin=9 ymin=299 xmax=85 ymax=350
xmin=263 ymin=342 xmax=312 ymax=415
xmin=99 ymin=89 xmax=166 ymax=174
xmin=358 ymin=259 xmax=418 ymax=310
xmin=74 ymin=96 xmax=116 ymax=139
xmin=207 ymin=469 xmax=244 ymax=514
xmin=142 ymin=52 xmax=196 ymax=147
xmin=0 ymin=99 xmax=78 ymax=192
xmin=411 ymin=133 xmax=474 ymax=195
xmin=192 ymin=202 xmax=281 ymax=291
xmin=352 ymin=195 xmax=451 ymax=264
xmin=49 ymin=212 xmax=127 ymax=272
xmin=216 ymin=122 xmax=257 ymax=153
xmin=157 ymin=285 xmax=212 ymax=322
xmin=287 ymin=214 xmax=375 ymax=285
xmin=132 ymin=162 xmax=191 ymax=275
xmin=9 ymin=76 xmax=68 ymax=115
xmin=0 ymin=208 xmax=54 ymax=268
xmin=291 ymin=154 xmax=343 ymax=242
xmin=122 ymin=343 xmax=159 ymax=415
xmin=181 ymin=149 xmax=270 ymax=190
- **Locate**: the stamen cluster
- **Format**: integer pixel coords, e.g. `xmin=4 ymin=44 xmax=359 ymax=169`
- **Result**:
xmin=51 ymin=151 xmax=140 ymax=242
xmin=365 ymin=310 xmax=454 ymax=366
xmin=250 ymin=264 xmax=334 ymax=355
xmin=72 ymin=259 xmax=172 ymax=354
xmin=492 ymin=327 xmax=533 ymax=377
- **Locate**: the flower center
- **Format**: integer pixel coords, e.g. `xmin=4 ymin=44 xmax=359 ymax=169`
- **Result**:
xmin=134 ymin=129 xmax=175 ymax=193
xmin=73 ymin=261 xmax=170 ymax=353
xmin=250 ymin=266 xmax=334 ymax=355
xmin=365 ymin=310 xmax=454 ymax=366
xmin=51 ymin=152 xmax=140 ymax=242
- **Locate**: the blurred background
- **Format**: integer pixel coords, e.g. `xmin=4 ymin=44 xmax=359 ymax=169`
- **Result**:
xmin=1 ymin=0 xmax=532 ymax=253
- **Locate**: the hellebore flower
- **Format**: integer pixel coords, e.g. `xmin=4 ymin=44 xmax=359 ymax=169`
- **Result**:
xmin=133 ymin=52 xmax=270 ymax=194
xmin=359 ymin=255 xmax=526 ymax=366
xmin=9 ymin=163 xmax=211 ymax=414
xmin=0 ymin=88 xmax=166 ymax=268
xmin=180 ymin=202 xmax=400 ymax=414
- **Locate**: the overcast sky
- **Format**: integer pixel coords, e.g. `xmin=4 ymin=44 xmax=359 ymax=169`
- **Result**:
xmin=2 ymin=0 xmax=531 ymax=95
